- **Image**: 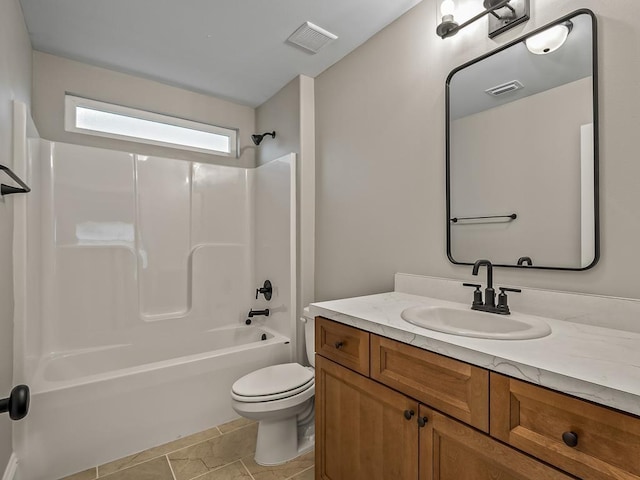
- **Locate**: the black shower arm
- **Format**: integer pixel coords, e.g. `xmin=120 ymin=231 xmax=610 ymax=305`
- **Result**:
xmin=0 ymin=164 xmax=31 ymax=196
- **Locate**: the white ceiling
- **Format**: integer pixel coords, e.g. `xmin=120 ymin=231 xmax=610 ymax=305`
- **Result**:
xmin=19 ymin=0 xmax=423 ymax=107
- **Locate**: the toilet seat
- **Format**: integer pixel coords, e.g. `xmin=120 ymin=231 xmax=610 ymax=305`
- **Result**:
xmin=231 ymin=363 xmax=315 ymax=403
xmin=232 ymin=383 xmax=315 ymax=416
xmin=231 ymin=377 xmax=314 ymax=402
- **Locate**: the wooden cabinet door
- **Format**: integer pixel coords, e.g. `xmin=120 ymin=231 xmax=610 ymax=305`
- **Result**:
xmin=316 ymin=355 xmax=419 ymax=480
xmin=418 ymin=405 xmax=573 ymax=480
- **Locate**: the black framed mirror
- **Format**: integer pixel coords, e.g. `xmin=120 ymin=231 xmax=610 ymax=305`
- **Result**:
xmin=446 ymin=9 xmax=598 ymax=271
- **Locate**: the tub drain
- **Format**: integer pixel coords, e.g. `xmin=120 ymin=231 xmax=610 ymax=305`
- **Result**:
xmin=261 ymin=333 xmax=267 ymax=341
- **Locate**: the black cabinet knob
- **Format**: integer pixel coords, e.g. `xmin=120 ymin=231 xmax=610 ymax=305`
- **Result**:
xmin=334 ymin=341 xmax=344 ymax=349
xmin=403 ymin=410 xmax=415 ymax=420
xmin=418 ymin=416 xmax=428 ymax=428
xmin=562 ymin=431 xmax=579 ymax=447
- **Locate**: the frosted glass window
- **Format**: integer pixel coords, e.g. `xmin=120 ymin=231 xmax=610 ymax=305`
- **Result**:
xmin=65 ymin=95 xmax=237 ymax=157
xmin=75 ymin=107 xmax=231 ymax=153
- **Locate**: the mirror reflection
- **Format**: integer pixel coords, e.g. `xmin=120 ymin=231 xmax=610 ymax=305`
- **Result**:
xmin=446 ymin=10 xmax=597 ymax=270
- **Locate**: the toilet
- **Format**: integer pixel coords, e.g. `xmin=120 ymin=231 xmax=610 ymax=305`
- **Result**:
xmin=230 ymin=314 xmax=315 ymax=465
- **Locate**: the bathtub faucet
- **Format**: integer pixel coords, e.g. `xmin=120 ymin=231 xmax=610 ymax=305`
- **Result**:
xmin=248 ymin=308 xmax=270 ymax=318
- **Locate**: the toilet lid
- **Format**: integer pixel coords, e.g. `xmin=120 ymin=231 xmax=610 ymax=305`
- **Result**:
xmin=232 ymin=363 xmax=314 ymax=398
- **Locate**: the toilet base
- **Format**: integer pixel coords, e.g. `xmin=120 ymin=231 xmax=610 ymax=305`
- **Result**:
xmin=254 ymin=413 xmax=315 ymax=466
xmin=254 ymin=419 xmax=295 ymax=465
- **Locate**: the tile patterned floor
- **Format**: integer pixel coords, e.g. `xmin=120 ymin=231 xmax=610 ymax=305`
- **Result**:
xmin=60 ymin=418 xmax=314 ymax=480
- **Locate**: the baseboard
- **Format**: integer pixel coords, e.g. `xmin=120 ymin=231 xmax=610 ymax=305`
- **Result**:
xmin=2 ymin=453 xmax=18 ymax=480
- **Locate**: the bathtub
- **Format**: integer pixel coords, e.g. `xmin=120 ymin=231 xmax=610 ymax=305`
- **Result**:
xmin=15 ymin=324 xmax=291 ymax=480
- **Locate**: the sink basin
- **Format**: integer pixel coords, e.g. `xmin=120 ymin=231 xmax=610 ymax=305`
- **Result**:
xmin=400 ymin=306 xmax=551 ymax=340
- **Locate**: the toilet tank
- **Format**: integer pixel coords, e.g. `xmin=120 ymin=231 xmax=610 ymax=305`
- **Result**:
xmin=302 ymin=309 xmax=315 ymax=367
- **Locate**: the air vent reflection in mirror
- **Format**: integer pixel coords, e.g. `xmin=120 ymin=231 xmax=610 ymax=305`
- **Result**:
xmin=485 ymin=80 xmax=524 ymax=97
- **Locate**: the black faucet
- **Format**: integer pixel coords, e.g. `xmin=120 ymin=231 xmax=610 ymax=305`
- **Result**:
xmin=248 ymin=309 xmax=269 ymax=318
xmin=463 ymin=259 xmax=521 ymax=315
xmin=472 ymin=259 xmax=495 ymax=308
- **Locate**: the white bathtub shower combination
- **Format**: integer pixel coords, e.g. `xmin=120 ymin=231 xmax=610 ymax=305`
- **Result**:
xmin=12 ymin=106 xmax=297 ymax=480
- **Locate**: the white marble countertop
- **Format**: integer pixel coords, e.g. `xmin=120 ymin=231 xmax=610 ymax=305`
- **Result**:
xmin=309 ymin=292 xmax=640 ymax=416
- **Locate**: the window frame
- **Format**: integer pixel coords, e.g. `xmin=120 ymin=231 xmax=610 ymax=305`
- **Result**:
xmin=64 ymin=94 xmax=238 ymax=157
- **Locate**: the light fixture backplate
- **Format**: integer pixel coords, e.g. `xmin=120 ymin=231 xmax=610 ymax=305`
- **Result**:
xmin=488 ymin=0 xmax=529 ymax=38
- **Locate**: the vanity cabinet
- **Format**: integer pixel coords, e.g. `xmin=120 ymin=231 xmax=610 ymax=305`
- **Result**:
xmin=315 ymin=317 xmax=572 ymax=480
xmin=315 ymin=317 xmax=640 ymax=479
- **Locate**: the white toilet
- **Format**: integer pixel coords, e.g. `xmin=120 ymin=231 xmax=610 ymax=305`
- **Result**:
xmin=231 ymin=314 xmax=315 ymax=466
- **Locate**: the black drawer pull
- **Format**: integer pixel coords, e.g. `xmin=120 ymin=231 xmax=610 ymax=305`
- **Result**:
xmin=334 ymin=341 xmax=344 ymax=349
xmin=562 ymin=431 xmax=579 ymax=447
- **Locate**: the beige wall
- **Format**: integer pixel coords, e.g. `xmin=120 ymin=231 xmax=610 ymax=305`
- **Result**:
xmin=256 ymin=75 xmax=315 ymax=363
xmin=256 ymin=77 xmax=300 ymax=166
xmin=0 ymin=0 xmax=32 ymax=468
xmin=32 ymin=52 xmax=256 ymax=168
xmin=315 ymin=0 xmax=640 ymax=302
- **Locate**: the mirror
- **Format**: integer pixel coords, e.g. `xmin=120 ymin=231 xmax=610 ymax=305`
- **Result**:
xmin=446 ymin=10 xmax=598 ymax=270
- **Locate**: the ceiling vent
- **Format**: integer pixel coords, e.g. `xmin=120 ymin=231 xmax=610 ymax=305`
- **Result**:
xmin=485 ymin=80 xmax=524 ymax=97
xmin=287 ymin=21 xmax=338 ymax=54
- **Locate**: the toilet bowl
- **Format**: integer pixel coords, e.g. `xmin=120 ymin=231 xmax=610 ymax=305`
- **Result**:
xmin=230 ymin=314 xmax=315 ymax=466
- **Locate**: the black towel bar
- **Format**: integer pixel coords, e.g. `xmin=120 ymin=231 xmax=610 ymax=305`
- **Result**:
xmin=450 ymin=213 xmax=517 ymax=223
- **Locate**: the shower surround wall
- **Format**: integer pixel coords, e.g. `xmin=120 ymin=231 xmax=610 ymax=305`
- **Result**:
xmin=13 ymin=133 xmax=296 ymax=480
xmin=31 ymin=142 xmax=254 ymax=357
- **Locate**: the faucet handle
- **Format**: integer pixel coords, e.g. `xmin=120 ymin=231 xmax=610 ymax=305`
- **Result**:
xmin=497 ymin=287 xmax=521 ymax=314
xmin=255 ymin=280 xmax=273 ymax=301
xmin=463 ymin=283 xmax=483 ymax=306
xmin=499 ymin=287 xmax=521 ymax=294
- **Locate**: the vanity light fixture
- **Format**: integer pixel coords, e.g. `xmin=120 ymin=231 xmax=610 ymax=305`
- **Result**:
xmin=525 ymin=21 xmax=573 ymax=55
xmin=437 ymin=0 xmax=530 ymax=39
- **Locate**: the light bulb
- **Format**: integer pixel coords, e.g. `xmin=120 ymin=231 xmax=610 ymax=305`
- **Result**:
xmin=526 ymin=23 xmax=571 ymax=55
xmin=441 ymin=0 xmax=456 ymax=18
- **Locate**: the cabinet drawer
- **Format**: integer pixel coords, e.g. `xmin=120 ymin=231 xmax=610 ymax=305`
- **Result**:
xmin=315 ymin=317 xmax=370 ymax=376
xmin=371 ymin=334 xmax=489 ymax=432
xmin=491 ymin=373 xmax=640 ymax=480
